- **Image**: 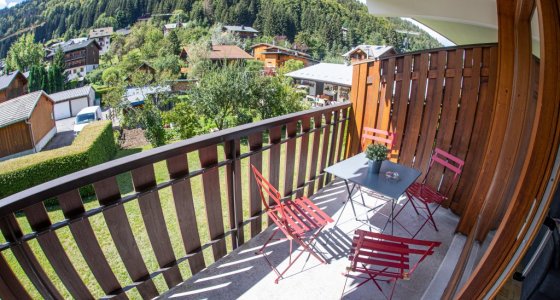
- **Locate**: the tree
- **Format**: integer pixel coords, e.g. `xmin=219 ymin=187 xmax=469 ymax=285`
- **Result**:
xmin=163 ymin=100 xmax=200 ymax=139
xmin=138 ymin=99 xmax=168 ymax=147
xmin=5 ymin=34 xmax=44 ymax=72
xmin=166 ymin=30 xmax=181 ymax=55
xmin=28 ymin=65 xmax=44 ymax=93
xmin=278 ymin=59 xmax=304 ymax=75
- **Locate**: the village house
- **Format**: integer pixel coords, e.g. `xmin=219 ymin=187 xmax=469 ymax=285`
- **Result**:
xmin=163 ymin=23 xmax=188 ymax=36
xmin=342 ymin=44 xmax=396 ymax=63
xmin=251 ymin=43 xmax=317 ymax=72
xmin=286 ymin=63 xmax=353 ymax=105
xmin=223 ymin=25 xmax=259 ymax=39
xmin=0 ymin=91 xmax=56 ymax=161
xmin=47 ymin=39 xmax=101 ymax=81
xmin=89 ymin=27 xmax=114 ymax=55
xmin=0 ymin=71 xmax=28 ymax=104
xmin=180 ymin=44 xmax=253 ymax=64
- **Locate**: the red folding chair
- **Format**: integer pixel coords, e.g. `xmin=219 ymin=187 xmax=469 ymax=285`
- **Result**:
xmin=342 ymin=230 xmax=441 ymax=300
xmin=361 ymin=127 xmax=395 ymax=151
xmin=395 ymin=148 xmax=465 ymax=238
xmin=251 ymin=165 xmax=334 ymax=283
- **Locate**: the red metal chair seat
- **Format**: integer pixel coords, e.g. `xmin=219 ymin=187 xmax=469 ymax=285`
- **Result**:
xmin=342 ymin=230 xmax=441 ymax=299
xmin=251 ymin=165 xmax=333 ymax=284
xmin=406 ymin=182 xmax=447 ymax=204
xmin=394 ymin=148 xmax=465 ymax=238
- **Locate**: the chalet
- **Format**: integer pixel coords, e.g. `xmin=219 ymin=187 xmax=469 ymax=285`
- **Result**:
xmin=48 ymin=39 xmax=101 ymax=81
xmin=163 ymin=23 xmax=188 ymax=35
xmin=0 ymin=71 xmax=28 ymax=104
xmin=223 ymin=25 xmax=259 ymax=39
xmin=125 ymin=62 xmax=157 ymax=84
xmin=286 ymin=63 xmax=353 ymax=104
xmin=180 ymin=45 xmax=253 ymax=64
xmin=49 ymin=85 xmax=96 ymax=120
xmin=251 ymin=43 xmax=317 ymax=71
xmin=89 ymin=27 xmax=114 ymax=55
xmin=342 ymin=45 xmax=396 ymax=63
xmin=0 ymin=91 xmax=56 ymax=161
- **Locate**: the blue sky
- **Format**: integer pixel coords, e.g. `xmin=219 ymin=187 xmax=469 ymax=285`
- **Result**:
xmin=0 ymin=0 xmax=22 ymax=10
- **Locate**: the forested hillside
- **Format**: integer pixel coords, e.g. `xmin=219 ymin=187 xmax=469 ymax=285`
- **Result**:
xmin=0 ymin=0 xmax=440 ymax=58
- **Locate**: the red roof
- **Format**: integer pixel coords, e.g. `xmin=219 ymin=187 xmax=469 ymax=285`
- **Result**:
xmin=208 ymin=45 xmax=253 ymax=60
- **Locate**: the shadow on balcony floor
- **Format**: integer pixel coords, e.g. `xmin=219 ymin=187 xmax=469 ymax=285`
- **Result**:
xmin=161 ymin=180 xmax=460 ymax=300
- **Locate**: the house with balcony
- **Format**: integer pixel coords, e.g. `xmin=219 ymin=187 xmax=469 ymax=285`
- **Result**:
xmin=0 ymin=1 xmax=559 ymax=300
xmin=223 ymin=25 xmax=259 ymax=39
xmin=251 ymin=43 xmax=318 ymax=72
xmin=47 ymin=39 xmax=101 ymax=81
xmin=88 ymin=27 xmax=113 ymax=55
xmin=343 ymin=44 xmax=396 ymax=63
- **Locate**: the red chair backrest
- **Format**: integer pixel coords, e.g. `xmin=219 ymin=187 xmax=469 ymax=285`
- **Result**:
xmin=428 ymin=148 xmax=465 ymax=182
xmin=251 ymin=164 xmax=282 ymax=210
xmin=361 ymin=127 xmax=395 ymax=152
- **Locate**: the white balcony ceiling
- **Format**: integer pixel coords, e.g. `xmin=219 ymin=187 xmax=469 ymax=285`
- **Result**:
xmin=364 ymin=0 xmax=540 ymax=50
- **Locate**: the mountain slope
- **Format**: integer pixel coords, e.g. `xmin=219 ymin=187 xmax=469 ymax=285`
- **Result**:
xmin=0 ymin=0 xmax=441 ymax=58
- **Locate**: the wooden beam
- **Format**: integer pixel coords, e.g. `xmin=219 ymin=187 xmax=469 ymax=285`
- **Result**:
xmin=457 ymin=0 xmax=560 ymax=298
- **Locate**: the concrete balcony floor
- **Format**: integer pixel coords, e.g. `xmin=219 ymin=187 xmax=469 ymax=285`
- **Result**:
xmin=161 ymin=180 xmax=460 ymax=300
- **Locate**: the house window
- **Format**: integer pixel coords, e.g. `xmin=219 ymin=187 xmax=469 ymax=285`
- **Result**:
xmin=80 ymin=67 xmax=84 ymax=72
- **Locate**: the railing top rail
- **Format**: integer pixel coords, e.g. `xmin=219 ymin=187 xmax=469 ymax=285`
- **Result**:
xmin=0 ymin=102 xmax=350 ymax=217
xmin=351 ymin=43 xmax=499 ymax=66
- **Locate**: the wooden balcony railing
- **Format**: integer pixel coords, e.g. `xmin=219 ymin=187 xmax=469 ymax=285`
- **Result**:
xmin=0 ymin=102 xmax=349 ymax=299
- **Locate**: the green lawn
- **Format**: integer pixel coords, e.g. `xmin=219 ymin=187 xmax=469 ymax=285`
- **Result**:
xmin=2 ymin=123 xmax=345 ymax=299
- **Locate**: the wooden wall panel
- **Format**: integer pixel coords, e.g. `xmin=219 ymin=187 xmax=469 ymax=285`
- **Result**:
xmin=0 ymin=121 xmax=33 ymax=158
xmin=248 ymin=133 xmax=263 ymax=237
xmin=29 ymin=95 xmax=55 ymax=144
xmin=348 ymin=44 xmax=498 ymax=213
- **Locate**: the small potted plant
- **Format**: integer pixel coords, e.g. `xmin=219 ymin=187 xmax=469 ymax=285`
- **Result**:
xmin=366 ymin=144 xmax=389 ymax=173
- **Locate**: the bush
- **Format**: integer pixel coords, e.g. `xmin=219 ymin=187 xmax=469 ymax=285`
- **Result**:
xmin=0 ymin=121 xmax=117 ymax=200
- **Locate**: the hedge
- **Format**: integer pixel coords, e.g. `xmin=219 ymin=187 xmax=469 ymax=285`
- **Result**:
xmin=0 ymin=120 xmax=116 ymax=200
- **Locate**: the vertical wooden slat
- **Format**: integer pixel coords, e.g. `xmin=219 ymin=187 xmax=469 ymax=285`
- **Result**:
xmin=58 ymin=190 xmax=125 ymax=298
xmin=0 ymin=214 xmax=62 ymax=300
xmin=131 ymin=165 xmax=183 ymax=288
xmin=377 ymin=58 xmax=395 ymax=131
xmin=166 ymin=155 xmax=206 ymax=275
xmin=425 ymin=49 xmax=464 ymax=189
xmin=296 ymin=118 xmax=311 ymax=197
xmin=415 ymin=51 xmax=447 ymax=180
xmin=307 ymin=114 xmax=323 ymax=196
xmin=400 ymin=53 xmax=429 ymax=167
xmin=225 ymin=139 xmax=244 ymax=247
xmin=283 ymin=122 xmax=298 ymax=197
xmin=326 ymin=109 xmax=340 ymax=183
xmin=362 ymin=62 xmax=381 ymax=132
xmin=267 ymin=126 xmax=282 ymax=226
xmin=391 ymin=55 xmax=413 ymax=160
xmin=198 ymin=145 xmax=227 ymax=261
xmin=248 ymin=133 xmax=263 ymax=237
xmin=317 ymin=113 xmax=332 ymax=190
xmin=23 ymin=203 xmax=93 ymax=299
xmin=94 ymin=177 xmax=159 ymax=298
xmin=0 ymin=252 xmax=32 ymax=300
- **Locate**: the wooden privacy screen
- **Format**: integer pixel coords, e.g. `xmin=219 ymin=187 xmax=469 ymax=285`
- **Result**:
xmin=0 ymin=103 xmax=349 ymax=299
xmin=347 ymin=44 xmax=499 ymax=220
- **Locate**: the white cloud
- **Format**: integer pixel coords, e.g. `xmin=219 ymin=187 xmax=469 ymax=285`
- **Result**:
xmin=0 ymin=0 xmax=7 ymax=9
xmin=8 ymin=1 xmax=16 ymax=8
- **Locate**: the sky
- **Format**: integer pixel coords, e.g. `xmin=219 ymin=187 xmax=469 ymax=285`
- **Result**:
xmin=0 ymin=0 xmax=21 ymax=10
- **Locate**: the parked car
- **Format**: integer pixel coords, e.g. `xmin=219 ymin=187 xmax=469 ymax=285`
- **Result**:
xmin=73 ymin=106 xmax=102 ymax=135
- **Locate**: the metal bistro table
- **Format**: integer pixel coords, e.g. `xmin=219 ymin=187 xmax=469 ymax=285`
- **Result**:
xmin=324 ymin=153 xmax=421 ymax=235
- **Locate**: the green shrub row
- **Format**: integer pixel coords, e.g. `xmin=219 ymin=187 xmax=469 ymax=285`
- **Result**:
xmin=0 ymin=120 xmax=117 ymax=200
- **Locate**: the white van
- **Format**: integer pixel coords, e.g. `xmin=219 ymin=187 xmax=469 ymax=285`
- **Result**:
xmin=73 ymin=106 xmax=102 ymax=135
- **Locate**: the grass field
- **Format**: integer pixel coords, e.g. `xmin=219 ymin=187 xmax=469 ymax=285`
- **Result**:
xmin=1 ymin=125 xmax=343 ymax=299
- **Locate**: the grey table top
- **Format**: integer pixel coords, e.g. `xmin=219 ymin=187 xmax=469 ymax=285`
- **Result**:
xmin=324 ymin=153 xmax=421 ymax=199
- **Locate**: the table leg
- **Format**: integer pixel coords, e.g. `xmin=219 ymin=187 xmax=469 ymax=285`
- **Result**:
xmin=334 ymin=180 xmax=358 ymax=227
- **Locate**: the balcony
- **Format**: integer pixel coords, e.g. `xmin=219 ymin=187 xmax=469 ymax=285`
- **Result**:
xmin=0 ymin=36 xmax=558 ymax=300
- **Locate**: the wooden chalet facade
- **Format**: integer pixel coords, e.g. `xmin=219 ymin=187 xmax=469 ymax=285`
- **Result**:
xmin=0 ymin=91 xmax=56 ymax=161
xmin=251 ymin=43 xmax=317 ymax=71
xmin=180 ymin=45 xmax=253 ymax=64
xmin=48 ymin=40 xmax=101 ymax=81
xmin=0 ymin=71 xmax=28 ymax=104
